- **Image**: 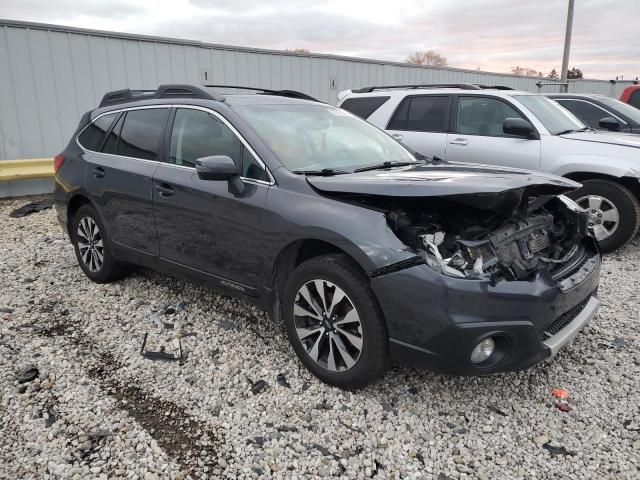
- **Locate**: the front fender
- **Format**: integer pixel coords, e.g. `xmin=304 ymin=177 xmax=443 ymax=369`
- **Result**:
xmin=260 ymin=186 xmax=417 ymax=280
xmin=545 ymin=154 xmax=640 ymax=179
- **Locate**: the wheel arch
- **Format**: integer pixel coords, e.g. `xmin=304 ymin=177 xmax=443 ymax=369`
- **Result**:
xmin=268 ymin=239 xmax=370 ymax=323
xmin=563 ymin=171 xmax=640 ymax=200
xmin=66 ymin=193 xmax=95 ymax=235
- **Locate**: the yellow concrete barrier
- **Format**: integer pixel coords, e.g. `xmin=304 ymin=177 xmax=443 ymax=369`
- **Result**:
xmin=0 ymin=158 xmax=54 ymax=181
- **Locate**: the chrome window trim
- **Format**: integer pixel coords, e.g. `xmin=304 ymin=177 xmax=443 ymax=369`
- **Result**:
xmin=75 ymin=103 xmax=275 ymax=186
xmin=556 ymin=98 xmax=628 ymax=126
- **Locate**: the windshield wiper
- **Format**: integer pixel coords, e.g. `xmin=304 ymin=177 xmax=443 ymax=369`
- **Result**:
xmin=556 ymin=126 xmax=594 ymax=135
xmin=353 ymin=160 xmax=419 ymax=173
xmin=292 ymin=168 xmax=349 ymax=176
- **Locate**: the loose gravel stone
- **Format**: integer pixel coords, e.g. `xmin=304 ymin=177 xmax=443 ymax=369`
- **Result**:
xmin=1 ymin=196 xmax=639 ymax=479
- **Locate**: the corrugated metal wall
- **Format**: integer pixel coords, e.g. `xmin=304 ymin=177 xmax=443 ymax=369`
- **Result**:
xmin=0 ymin=19 xmax=635 ymax=160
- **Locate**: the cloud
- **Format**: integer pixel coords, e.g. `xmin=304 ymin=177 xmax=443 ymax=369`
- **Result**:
xmin=1 ymin=0 xmax=637 ymax=79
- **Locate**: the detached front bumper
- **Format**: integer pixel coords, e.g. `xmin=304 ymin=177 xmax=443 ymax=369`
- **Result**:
xmin=371 ymin=242 xmax=600 ymax=375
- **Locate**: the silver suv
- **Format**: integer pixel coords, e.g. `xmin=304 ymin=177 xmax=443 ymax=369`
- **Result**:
xmin=337 ymin=84 xmax=640 ymax=252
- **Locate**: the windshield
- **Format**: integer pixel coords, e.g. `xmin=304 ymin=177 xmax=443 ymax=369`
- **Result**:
xmin=234 ymin=104 xmax=416 ymax=172
xmin=599 ymin=97 xmax=640 ymax=126
xmin=514 ymin=95 xmax=586 ymax=134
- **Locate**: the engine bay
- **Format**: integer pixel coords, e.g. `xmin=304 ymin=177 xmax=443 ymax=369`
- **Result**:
xmin=383 ymin=194 xmax=592 ymax=282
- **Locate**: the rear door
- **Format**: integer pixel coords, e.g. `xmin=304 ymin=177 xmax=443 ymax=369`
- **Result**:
xmin=445 ymin=95 xmax=541 ymax=170
xmin=152 ymin=106 xmax=270 ymax=290
xmin=385 ymin=95 xmax=451 ymax=158
xmin=85 ymin=107 xmax=170 ymax=255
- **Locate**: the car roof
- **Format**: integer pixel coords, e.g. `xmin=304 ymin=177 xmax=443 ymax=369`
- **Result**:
xmin=223 ymin=94 xmax=321 ymax=106
xmin=90 ymin=90 xmax=321 ymax=119
xmin=545 ymin=93 xmax=607 ymax=99
xmin=344 ymin=87 xmax=533 ymax=98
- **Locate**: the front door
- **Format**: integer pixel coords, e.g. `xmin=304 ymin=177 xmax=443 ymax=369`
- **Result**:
xmin=152 ymin=107 xmax=271 ymax=289
xmin=445 ymin=95 xmax=541 ymax=170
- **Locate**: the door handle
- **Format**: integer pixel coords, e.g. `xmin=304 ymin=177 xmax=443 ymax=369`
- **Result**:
xmin=92 ymin=167 xmax=105 ymax=178
xmin=391 ymin=133 xmax=403 ymax=141
xmin=154 ymin=184 xmax=175 ymax=198
xmin=449 ymin=138 xmax=469 ymax=146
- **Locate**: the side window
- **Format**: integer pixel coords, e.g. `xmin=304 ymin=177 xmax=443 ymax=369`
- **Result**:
xmin=102 ymin=114 xmax=124 ymax=154
xmin=77 ymin=113 xmax=117 ymax=151
xmin=456 ymin=97 xmax=526 ymax=137
xmin=387 ymin=96 xmax=450 ymax=132
xmin=387 ymin=98 xmax=410 ymax=130
xmin=116 ymin=109 xmax=169 ymax=161
xmin=170 ymin=108 xmax=267 ymax=181
xmin=340 ymin=96 xmax=390 ymax=119
xmin=556 ymin=100 xmax=610 ymax=129
xmin=241 ymin=148 xmax=268 ymax=182
xmin=629 ymin=90 xmax=640 ymax=109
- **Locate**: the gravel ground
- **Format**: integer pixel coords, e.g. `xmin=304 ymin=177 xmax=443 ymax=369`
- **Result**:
xmin=0 ymin=196 xmax=639 ymax=480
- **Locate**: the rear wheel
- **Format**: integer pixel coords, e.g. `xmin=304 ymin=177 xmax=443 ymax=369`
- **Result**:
xmin=72 ymin=204 xmax=126 ymax=283
xmin=568 ymin=179 xmax=640 ymax=253
xmin=283 ymin=254 xmax=389 ymax=389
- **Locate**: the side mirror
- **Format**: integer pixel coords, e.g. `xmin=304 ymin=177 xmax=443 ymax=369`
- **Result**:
xmin=598 ymin=116 xmax=620 ymax=131
xmin=503 ymin=118 xmax=537 ymax=139
xmin=195 ymin=155 xmax=238 ymax=181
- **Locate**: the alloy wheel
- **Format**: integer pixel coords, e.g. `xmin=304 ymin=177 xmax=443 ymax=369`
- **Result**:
xmin=293 ymin=279 xmax=363 ymax=372
xmin=575 ymin=194 xmax=620 ymax=241
xmin=76 ymin=216 xmax=104 ymax=272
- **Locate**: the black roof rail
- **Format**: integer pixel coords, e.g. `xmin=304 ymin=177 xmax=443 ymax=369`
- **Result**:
xmin=474 ymin=84 xmax=514 ymax=90
xmin=202 ymin=85 xmax=321 ymax=102
xmin=353 ymin=83 xmax=482 ymax=93
xmin=98 ymin=84 xmax=224 ymax=108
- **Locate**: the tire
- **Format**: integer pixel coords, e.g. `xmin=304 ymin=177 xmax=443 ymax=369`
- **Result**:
xmin=567 ymin=179 xmax=640 ymax=253
xmin=71 ymin=204 xmax=126 ymax=283
xmin=282 ymin=254 xmax=389 ymax=389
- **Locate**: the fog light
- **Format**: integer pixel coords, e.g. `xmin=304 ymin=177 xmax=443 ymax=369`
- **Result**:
xmin=470 ymin=337 xmax=495 ymax=364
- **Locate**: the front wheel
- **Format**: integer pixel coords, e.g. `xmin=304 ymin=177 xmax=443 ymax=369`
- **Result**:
xmin=282 ymin=254 xmax=389 ymax=389
xmin=568 ymin=179 xmax=640 ymax=253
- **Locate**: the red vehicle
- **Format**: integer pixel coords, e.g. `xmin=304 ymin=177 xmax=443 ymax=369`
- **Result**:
xmin=620 ymin=85 xmax=640 ymax=109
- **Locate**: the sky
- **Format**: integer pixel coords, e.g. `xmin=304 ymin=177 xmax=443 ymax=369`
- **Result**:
xmin=2 ymin=0 xmax=639 ymax=80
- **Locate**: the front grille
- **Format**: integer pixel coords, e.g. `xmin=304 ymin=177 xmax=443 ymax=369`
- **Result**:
xmin=541 ymin=297 xmax=591 ymax=340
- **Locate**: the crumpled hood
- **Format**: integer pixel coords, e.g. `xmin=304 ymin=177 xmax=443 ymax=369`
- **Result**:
xmin=560 ymin=130 xmax=640 ymax=149
xmin=306 ymin=162 xmax=580 ymax=198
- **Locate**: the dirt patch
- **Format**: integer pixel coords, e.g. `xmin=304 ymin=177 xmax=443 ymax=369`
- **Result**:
xmin=37 ymin=314 xmax=226 ymax=477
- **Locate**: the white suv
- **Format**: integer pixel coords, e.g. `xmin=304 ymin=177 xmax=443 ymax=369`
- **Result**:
xmin=337 ymin=84 xmax=640 ymax=252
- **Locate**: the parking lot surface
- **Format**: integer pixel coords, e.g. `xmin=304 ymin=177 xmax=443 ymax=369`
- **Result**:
xmin=1 ymin=197 xmax=639 ymax=479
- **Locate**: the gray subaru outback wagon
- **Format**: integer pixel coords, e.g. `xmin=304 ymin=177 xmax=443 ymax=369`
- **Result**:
xmin=54 ymin=84 xmax=601 ymax=389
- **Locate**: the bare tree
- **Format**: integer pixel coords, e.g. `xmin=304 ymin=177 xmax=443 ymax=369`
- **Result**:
xmin=548 ymin=68 xmax=559 ymax=79
xmin=406 ymin=50 xmax=447 ymax=67
xmin=285 ymin=48 xmax=310 ymax=54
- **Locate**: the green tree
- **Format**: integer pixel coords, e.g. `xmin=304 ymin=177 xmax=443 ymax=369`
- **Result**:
xmin=567 ymin=67 xmax=583 ymax=79
xmin=548 ymin=68 xmax=559 ymax=79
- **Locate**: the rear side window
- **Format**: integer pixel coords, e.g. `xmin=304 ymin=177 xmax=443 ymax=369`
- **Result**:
xmin=77 ymin=113 xmax=117 ymax=151
xmin=116 ymin=109 xmax=170 ymax=161
xmin=387 ymin=96 xmax=450 ymax=132
xmin=102 ymin=114 xmax=124 ymax=154
xmin=630 ymin=90 xmax=640 ymax=109
xmin=340 ymin=96 xmax=390 ymax=119
xmin=555 ymin=100 xmax=611 ymax=129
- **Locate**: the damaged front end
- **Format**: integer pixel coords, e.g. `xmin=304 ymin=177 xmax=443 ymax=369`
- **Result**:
xmin=383 ymin=190 xmax=594 ymax=284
